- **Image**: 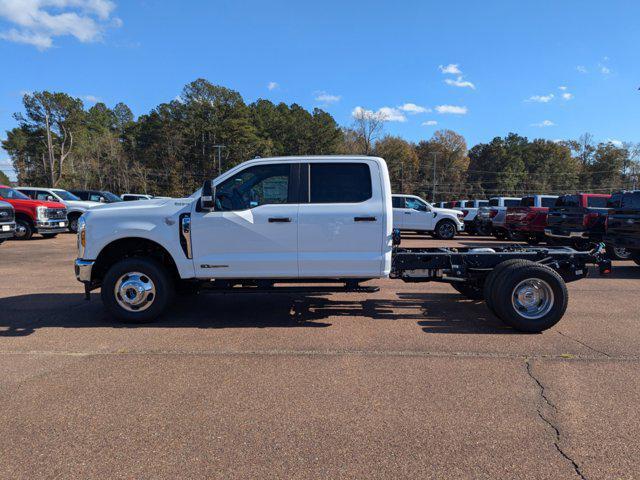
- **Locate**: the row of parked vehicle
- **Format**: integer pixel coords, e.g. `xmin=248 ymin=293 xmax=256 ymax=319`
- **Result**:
xmin=0 ymin=185 xmax=162 ymax=242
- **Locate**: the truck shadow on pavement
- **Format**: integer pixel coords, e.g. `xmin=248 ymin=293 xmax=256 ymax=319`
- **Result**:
xmin=0 ymin=291 xmax=516 ymax=337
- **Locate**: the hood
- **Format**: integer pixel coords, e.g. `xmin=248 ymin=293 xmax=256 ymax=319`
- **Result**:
xmin=434 ymin=207 xmax=463 ymax=216
xmin=91 ymin=197 xmax=177 ymax=211
xmin=64 ymin=199 xmax=102 ymax=210
xmin=2 ymin=197 xmax=66 ymax=209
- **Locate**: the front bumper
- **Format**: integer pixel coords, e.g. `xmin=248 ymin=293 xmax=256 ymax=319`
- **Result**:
xmin=544 ymin=228 xmax=588 ymax=239
xmin=0 ymin=222 xmax=16 ymax=239
xmin=36 ymin=220 xmax=68 ymax=234
xmin=75 ymin=259 xmax=95 ymax=283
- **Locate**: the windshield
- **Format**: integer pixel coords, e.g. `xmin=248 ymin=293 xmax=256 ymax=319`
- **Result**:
xmin=0 ymin=186 xmax=29 ymax=200
xmin=103 ymin=191 xmax=123 ymax=202
xmin=54 ymin=190 xmax=81 ymax=201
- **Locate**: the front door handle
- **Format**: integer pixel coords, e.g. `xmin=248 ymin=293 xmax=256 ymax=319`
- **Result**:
xmin=268 ymin=217 xmax=291 ymax=223
xmin=354 ymin=216 xmax=377 ymax=222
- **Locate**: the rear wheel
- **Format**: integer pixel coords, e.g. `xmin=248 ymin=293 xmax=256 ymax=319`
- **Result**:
xmin=606 ymin=246 xmax=633 ymax=261
xmin=14 ymin=218 xmax=33 ymax=240
xmin=451 ymin=282 xmax=484 ymax=300
xmin=492 ymin=262 xmax=568 ymax=332
xmin=434 ymin=220 xmax=456 ymax=240
xmin=101 ymin=257 xmax=174 ymax=323
xmin=476 ymin=223 xmax=492 ymax=236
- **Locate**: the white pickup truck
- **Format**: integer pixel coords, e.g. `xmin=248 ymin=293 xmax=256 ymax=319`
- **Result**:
xmin=392 ymin=194 xmax=464 ymax=239
xmin=74 ymin=156 xmax=610 ymax=332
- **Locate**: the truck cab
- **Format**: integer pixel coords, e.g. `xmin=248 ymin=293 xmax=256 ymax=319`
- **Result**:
xmin=0 ymin=185 xmax=67 ymax=240
xmin=75 ymin=156 xmax=393 ymax=321
xmin=392 ymin=194 xmax=464 ymax=239
xmin=70 ymin=190 xmax=123 ymax=204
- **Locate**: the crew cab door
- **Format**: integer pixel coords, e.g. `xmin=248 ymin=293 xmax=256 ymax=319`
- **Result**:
xmin=392 ymin=196 xmax=406 ymax=229
xmin=403 ymin=197 xmax=434 ymax=230
xmin=297 ymin=161 xmax=385 ymax=278
xmin=190 ymin=162 xmax=299 ymax=278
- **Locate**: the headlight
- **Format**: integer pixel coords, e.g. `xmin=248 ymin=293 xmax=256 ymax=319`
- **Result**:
xmin=77 ymin=216 xmax=86 ymax=257
xmin=36 ymin=206 xmax=48 ymax=221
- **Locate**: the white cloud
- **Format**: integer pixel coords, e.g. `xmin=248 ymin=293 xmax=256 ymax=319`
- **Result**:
xmin=422 ymin=120 xmax=438 ymax=126
xmin=314 ymin=91 xmax=341 ymax=103
xmin=398 ymin=103 xmax=429 ymax=114
xmin=576 ymin=65 xmax=588 ymax=74
xmin=526 ymin=94 xmax=554 ymax=103
xmin=561 ymin=92 xmax=574 ymax=100
xmin=444 ymin=76 xmax=475 ymax=89
xmin=531 ymin=120 xmax=556 ymax=127
xmin=377 ymin=107 xmax=406 ymax=122
xmin=438 ymin=63 xmax=462 ymax=75
xmin=267 ymin=81 xmax=279 ymax=91
xmin=558 ymin=86 xmax=567 ymax=91
xmin=82 ymin=94 xmax=99 ymax=102
xmin=599 ymin=65 xmax=611 ymax=75
xmin=607 ymin=138 xmax=623 ymax=147
xmin=352 ymin=106 xmax=406 ymax=122
xmin=435 ymin=105 xmax=468 ymax=115
xmin=0 ymin=0 xmax=121 ymax=50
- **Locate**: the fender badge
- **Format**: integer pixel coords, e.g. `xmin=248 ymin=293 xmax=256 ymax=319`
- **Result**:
xmin=200 ymin=264 xmax=229 ymax=269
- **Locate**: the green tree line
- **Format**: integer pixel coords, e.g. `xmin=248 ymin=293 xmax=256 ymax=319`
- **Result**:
xmin=3 ymin=78 xmax=638 ymax=199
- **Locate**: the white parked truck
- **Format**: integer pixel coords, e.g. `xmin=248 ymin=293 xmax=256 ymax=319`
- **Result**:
xmin=74 ymin=156 xmax=610 ymax=332
xmin=392 ymin=194 xmax=464 ymax=239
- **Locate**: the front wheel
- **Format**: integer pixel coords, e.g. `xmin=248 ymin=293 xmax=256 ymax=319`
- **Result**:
xmin=101 ymin=257 xmax=175 ymax=323
xmin=434 ymin=220 xmax=456 ymax=240
xmin=491 ymin=262 xmax=568 ymax=333
xmin=14 ymin=219 xmax=33 ymax=240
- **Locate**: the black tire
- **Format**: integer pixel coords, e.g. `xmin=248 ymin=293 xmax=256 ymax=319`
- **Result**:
xmin=451 ymin=282 xmax=484 ymax=300
xmin=41 ymin=233 xmax=57 ymax=239
xmin=606 ymin=246 xmax=633 ymax=261
xmin=434 ymin=219 xmax=456 ymax=240
xmin=483 ymin=259 xmax=533 ymax=315
xmin=14 ymin=218 xmax=33 ymax=240
xmin=476 ymin=223 xmax=492 ymax=236
xmin=101 ymin=257 xmax=175 ymax=323
xmin=68 ymin=214 xmax=81 ymax=233
xmin=632 ymin=251 xmax=640 ymax=266
xmin=492 ymin=263 xmax=568 ymax=333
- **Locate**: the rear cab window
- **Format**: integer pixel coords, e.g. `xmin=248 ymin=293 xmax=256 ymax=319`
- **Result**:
xmin=541 ymin=197 xmax=557 ymax=208
xmin=504 ymin=199 xmax=521 ymax=207
xmin=392 ymin=197 xmax=405 ymax=208
xmin=587 ymin=196 xmax=609 ymax=208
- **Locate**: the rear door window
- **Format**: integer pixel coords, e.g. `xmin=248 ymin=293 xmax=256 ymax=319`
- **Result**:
xmin=504 ymin=199 xmax=521 ymax=207
xmin=542 ymin=197 xmax=557 ymax=208
xmin=309 ymin=163 xmax=372 ymax=203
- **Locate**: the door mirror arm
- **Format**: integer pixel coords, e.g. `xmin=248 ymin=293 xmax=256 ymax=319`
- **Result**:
xmin=201 ymin=180 xmax=216 ymax=211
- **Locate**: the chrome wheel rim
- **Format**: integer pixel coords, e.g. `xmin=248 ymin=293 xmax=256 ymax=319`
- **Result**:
xmin=439 ymin=223 xmax=455 ymax=239
xmin=614 ymin=247 xmax=631 ymax=259
xmin=511 ymin=278 xmax=554 ymax=320
xmin=15 ymin=222 xmax=27 ymax=239
xmin=114 ymin=272 xmax=156 ymax=312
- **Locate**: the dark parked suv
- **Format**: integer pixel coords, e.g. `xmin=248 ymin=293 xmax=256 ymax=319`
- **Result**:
xmin=69 ymin=190 xmax=122 ymax=203
xmin=604 ymin=191 xmax=640 ymax=265
xmin=0 ymin=200 xmax=16 ymax=244
xmin=544 ymin=194 xmax=610 ymax=249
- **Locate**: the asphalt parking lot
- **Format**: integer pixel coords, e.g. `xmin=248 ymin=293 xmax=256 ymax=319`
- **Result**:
xmin=1 ymin=234 xmax=639 ymax=479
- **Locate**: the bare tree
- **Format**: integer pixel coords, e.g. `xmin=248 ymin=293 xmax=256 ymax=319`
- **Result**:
xmin=351 ymin=107 xmax=385 ymax=155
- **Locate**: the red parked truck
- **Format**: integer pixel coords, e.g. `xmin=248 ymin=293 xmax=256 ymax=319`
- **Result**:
xmin=505 ymin=195 xmax=558 ymax=244
xmin=0 ymin=185 xmax=68 ymax=240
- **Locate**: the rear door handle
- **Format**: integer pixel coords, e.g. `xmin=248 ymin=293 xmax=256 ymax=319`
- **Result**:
xmin=354 ymin=216 xmax=377 ymax=222
xmin=268 ymin=217 xmax=291 ymax=223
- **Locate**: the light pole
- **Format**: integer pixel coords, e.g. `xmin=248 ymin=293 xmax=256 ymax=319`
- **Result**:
xmin=431 ymin=152 xmax=437 ymax=202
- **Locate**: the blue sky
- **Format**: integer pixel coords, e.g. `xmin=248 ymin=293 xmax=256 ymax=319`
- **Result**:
xmin=1 ymin=0 xmax=639 ymax=179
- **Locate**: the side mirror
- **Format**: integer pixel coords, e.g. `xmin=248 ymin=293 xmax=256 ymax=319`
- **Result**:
xmin=46 ymin=195 xmax=55 ymax=202
xmin=201 ymin=180 xmax=215 ymax=211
